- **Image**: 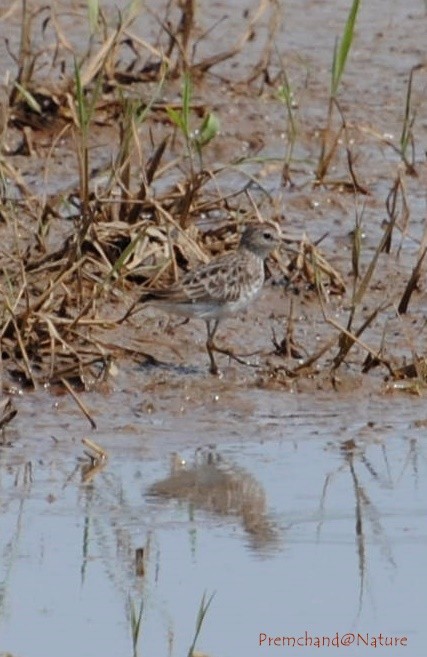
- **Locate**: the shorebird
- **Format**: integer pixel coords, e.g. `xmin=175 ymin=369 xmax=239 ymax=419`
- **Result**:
xmin=120 ymin=223 xmax=282 ymax=374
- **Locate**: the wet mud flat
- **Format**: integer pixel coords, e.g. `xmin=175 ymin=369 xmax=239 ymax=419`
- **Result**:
xmin=1 ymin=1 xmax=427 ymax=656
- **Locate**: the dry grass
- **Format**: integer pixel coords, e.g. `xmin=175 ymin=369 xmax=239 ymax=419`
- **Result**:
xmin=0 ymin=1 xmax=344 ymax=391
xmin=0 ymin=1 xmax=426 ymax=396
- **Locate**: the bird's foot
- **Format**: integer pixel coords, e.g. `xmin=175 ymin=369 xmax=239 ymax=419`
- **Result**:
xmin=210 ymin=343 xmax=261 ymax=370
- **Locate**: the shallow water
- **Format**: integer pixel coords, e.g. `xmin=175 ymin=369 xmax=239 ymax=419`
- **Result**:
xmin=1 ymin=381 xmax=426 ymax=657
xmin=2 ymin=0 xmax=427 ymax=656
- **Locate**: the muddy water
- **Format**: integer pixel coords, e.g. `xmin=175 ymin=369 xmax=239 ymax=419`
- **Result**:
xmin=1 ymin=370 xmax=426 ymax=656
xmin=2 ymin=1 xmax=427 ymax=656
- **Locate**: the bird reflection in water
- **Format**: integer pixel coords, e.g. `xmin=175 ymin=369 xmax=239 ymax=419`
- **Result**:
xmin=148 ymin=447 xmax=280 ymax=553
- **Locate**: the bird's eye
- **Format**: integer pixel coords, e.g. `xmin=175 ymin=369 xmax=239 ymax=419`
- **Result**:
xmin=263 ymin=231 xmax=273 ymax=240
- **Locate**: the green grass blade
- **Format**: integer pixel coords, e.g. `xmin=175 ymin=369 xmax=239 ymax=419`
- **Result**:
xmin=87 ymin=0 xmax=99 ymax=34
xmin=14 ymin=82 xmax=42 ymax=114
xmin=187 ymin=591 xmax=215 ymax=657
xmin=277 ymin=78 xmax=297 ymax=144
xmin=182 ymin=72 xmax=192 ymax=139
xmin=331 ymin=38 xmax=339 ymax=96
xmin=129 ymin=594 xmax=144 ymax=657
xmin=166 ymin=106 xmax=186 ymax=134
xmin=109 ymin=231 xmax=146 ymax=280
xmin=331 ymin=0 xmax=361 ymax=97
xmin=195 ymin=112 xmax=220 ymax=147
xmin=74 ymin=57 xmax=87 ymax=131
xmin=135 ymin=61 xmax=168 ymax=126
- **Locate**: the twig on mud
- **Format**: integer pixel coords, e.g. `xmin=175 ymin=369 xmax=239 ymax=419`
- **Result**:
xmin=335 ymin=100 xmax=369 ymax=195
xmin=0 ymin=397 xmax=18 ymax=431
xmin=308 ymin=211 xmax=398 ymax=374
xmin=82 ymin=436 xmax=108 ymax=460
xmin=328 ymin=302 xmax=395 ymax=375
xmin=245 ymin=0 xmax=282 ymax=85
xmin=289 ymin=335 xmax=338 ymax=376
xmin=397 ymin=247 xmax=427 ymax=315
xmin=385 ymin=171 xmax=410 ymax=257
xmin=271 ymin=297 xmax=306 ymax=360
xmin=191 ymin=0 xmax=271 ymax=77
xmin=61 ymin=377 xmax=97 ymax=429
xmin=3 ymin=301 xmax=37 ymax=388
xmin=345 ymin=207 xmax=397 ymax=325
xmin=80 ymin=437 xmax=108 ymax=482
xmin=288 ymin=235 xmax=346 ymax=295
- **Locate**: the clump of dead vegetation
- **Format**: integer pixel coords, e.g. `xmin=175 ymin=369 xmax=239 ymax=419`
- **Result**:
xmin=0 ymin=0 xmax=426 ymax=400
xmin=0 ymin=0 xmax=339 ymax=390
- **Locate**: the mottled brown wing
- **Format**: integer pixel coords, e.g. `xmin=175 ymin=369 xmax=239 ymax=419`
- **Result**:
xmin=145 ymin=250 xmax=263 ymax=305
xmin=178 ymin=252 xmax=254 ymax=303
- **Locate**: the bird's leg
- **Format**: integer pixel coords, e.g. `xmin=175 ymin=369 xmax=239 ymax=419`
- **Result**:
xmin=211 ymin=344 xmax=260 ymax=368
xmin=206 ymin=319 xmax=220 ymax=375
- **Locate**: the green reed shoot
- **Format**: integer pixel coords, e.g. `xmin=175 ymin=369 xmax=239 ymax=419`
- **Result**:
xmin=187 ymin=591 xmax=215 ymax=657
xmin=351 ymin=205 xmax=364 ymax=283
xmin=13 ymin=82 xmax=41 ymax=114
xmin=277 ymin=71 xmax=297 ymax=183
xmin=74 ymin=59 xmax=89 ymax=216
xmin=194 ymin=112 xmax=221 ymax=150
xmin=317 ymin=0 xmax=361 ymax=181
xmin=73 ymin=57 xmax=102 ymax=218
xmin=167 ymin=72 xmax=192 ymax=146
xmin=14 ymin=0 xmax=33 ymax=89
xmin=167 ymin=73 xmax=219 ymax=171
xmin=129 ymin=594 xmax=144 ymax=657
xmin=331 ymin=0 xmax=360 ymax=98
xmin=109 ymin=63 xmax=167 ymax=217
xmin=87 ymin=0 xmax=100 ymax=33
